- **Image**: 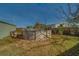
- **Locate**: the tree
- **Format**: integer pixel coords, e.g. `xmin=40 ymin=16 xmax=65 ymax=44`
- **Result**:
xmin=34 ymin=22 xmax=47 ymax=30
xmin=54 ymin=3 xmax=79 ymax=28
xmin=26 ymin=25 xmax=33 ymax=29
xmin=34 ymin=22 xmax=42 ymax=30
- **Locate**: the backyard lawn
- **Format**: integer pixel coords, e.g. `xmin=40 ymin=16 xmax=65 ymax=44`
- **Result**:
xmin=0 ymin=35 xmax=79 ymax=56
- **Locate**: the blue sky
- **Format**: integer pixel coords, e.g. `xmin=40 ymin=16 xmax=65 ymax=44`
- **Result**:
xmin=0 ymin=3 xmax=75 ymax=27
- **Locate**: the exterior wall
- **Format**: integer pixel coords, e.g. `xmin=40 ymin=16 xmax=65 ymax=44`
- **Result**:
xmin=0 ymin=22 xmax=16 ymax=39
xmin=36 ymin=30 xmax=52 ymax=40
xmin=23 ymin=30 xmax=36 ymax=40
xmin=23 ymin=30 xmax=52 ymax=40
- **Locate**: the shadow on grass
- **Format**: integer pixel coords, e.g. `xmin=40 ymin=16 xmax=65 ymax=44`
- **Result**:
xmin=58 ymin=43 xmax=79 ymax=56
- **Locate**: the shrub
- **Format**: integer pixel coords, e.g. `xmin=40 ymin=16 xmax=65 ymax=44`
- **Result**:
xmin=58 ymin=24 xmax=64 ymax=35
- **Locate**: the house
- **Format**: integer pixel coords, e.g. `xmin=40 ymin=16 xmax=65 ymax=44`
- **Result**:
xmin=24 ymin=29 xmax=52 ymax=40
xmin=10 ymin=28 xmax=52 ymax=40
xmin=49 ymin=22 xmax=72 ymax=28
xmin=0 ymin=20 xmax=16 ymax=39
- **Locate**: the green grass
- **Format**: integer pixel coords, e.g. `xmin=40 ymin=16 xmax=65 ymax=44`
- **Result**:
xmin=0 ymin=35 xmax=79 ymax=56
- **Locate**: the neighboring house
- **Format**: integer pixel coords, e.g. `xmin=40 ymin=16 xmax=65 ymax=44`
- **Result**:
xmin=59 ymin=22 xmax=79 ymax=28
xmin=55 ymin=22 xmax=72 ymax=28
xmin=60 ymin=22 xmax=71 ymax=27
xmin=0 ymin=20 xmax=16 ymax=39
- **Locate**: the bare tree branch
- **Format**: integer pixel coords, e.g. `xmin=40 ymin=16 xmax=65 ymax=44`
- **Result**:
xmin=67 ymin=3 xmax=73 ymax=17
xmin=74 ymin=4 xmax=79 ymax=16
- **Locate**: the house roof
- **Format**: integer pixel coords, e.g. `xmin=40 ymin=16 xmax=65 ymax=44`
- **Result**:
xmin=0 ymin=20 xmax=16 ymax=26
